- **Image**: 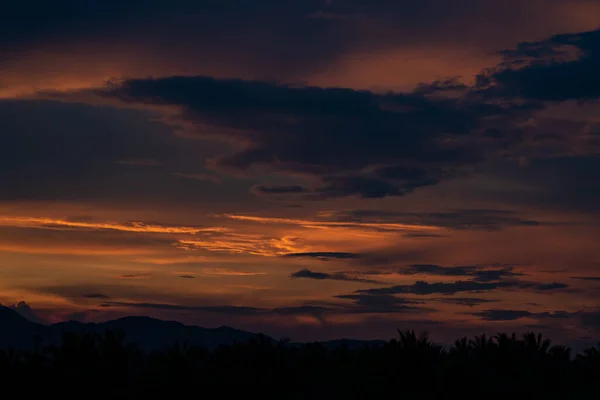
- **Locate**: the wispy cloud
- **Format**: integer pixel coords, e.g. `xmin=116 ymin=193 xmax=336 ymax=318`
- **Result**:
xmin=0 ymin=216 xmax=226 ymax=235
xmin=176 ymin=234 xmax=307 ymax=257
xmin=283 ymin=252 xmax=361 ymax=260
xmin=221 ymin=214 xmax=441 ymax=232
xmin=290 ymin=269 xmax=383 ymax=284
xmin=571 ymin=276 xmax=600 ymax=281
xmin=119 ymin=273 xmax=151 ymax=279
xmin=198 ymin=268 xmax=267 ymax=277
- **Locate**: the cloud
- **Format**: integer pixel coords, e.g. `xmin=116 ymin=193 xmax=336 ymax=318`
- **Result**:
xmin=358 ymin=280 xmax=505 ymax=295
xmin=533 ymin=282 xmax=569 ymax=291
xmin=222 ymin=214 xmax=440 ymax=232
xmin=178 ymin=275 xmax=196 ymax=279
xmin=290 ymin=269 xmax=383 ymax=284
xmin=197 ymin=268 xmax=267 ymax=277
xmin=398 ymin=264 xmax=525 ymax=282
xmin=356 ymin=278 xmax=569 ymax=296
xmin=477 ymin=28 xmax=600 ymax=102
xmin=571 ymin=276 xmax=600 ymax=281
xmin=435 ymin=297 xmax=500 ymax=307
xmin=317 ymin=294 xmax=434 ymax=316
xmin=318 ymin=209 xmax=554 ymax=231
xmin=100 ymin=294 xmax=434 ymax=319
xmin=120 ymin=273 xmax=151 ymax=279
xmin=81 ymin=293 xmax=111 ymax=299
xmin=95 ymin=75 xmax=510 ymax=200
xmin=283 ymin=252 xmax=362 ymax=260
xmin=472 ymin=309 xmax=572 ymax=321
xmin=0 ymin=215 xmax=225 ymax=235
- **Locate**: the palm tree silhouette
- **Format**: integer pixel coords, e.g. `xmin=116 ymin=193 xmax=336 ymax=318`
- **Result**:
xmin=2 ymin=329 xmax=599 ymax=396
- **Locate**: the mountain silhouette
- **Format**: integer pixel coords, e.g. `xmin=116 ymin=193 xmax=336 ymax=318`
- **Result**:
xmin=0 ymin=306 xmax=266 ymax=351
xmin=8 ymin=301 xmax=46 ymax=324
xmin=0 ymin=306 xmax=383 ymax=351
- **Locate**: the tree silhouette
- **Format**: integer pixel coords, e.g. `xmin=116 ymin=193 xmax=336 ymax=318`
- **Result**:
xmin=1 ymin=329 xmax=598 ymax=397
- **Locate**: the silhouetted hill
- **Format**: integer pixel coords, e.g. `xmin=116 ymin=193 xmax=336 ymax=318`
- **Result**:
xmin=0 ymin=307 xmax=269 ymax=351
xmin=0 ymin=306 xmax=386 ymax=351
xmin=0 ymin=306 xmax=47 ymax=348
xmin=8 ymin=301 xmax=46 ymax=324
xmin=49 ymin=316 xmax=264 ymax=350
xmin=0 ymin=307 xmax=267 ymax=350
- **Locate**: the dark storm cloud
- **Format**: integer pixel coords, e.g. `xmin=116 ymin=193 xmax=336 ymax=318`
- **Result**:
xmin=356 ymin=278 xmax=569 ymax=296
xmin=25 ymin=25 xmax=600 ymax=203
xmin=98 ymin=75 xmax=511 ymax=199
xmin=358 ymin=280 xmax=505 ymax=296
xmin=477 ymin=28 xmax=600 ymax=102
xmin=319 ymin=209 xmax=552 ymax=230
xmin=120 ymin=274 xmax=151 ymax=279
xmin=435 ymin=297 xmax=499 ymax=307
xmin=81 ymin=293 xmax=111 ymax=299
xmin=571 ymin=276 xmax=600 ymax=281
xmin=290 ymin=269 xmax=383 ymax=284
xmin=332 ymin=294 xmax=433 ymax=314
xmin=399 ymin=264 xmax=525 ymax=282
xmin=534 ymin=282 xmax=570 ymax=291
xmin=283 ymin=252 xmax=362 ymax=260
xmin=111 ymin=30 xmax=600 ymax=202
xmin=472 ymin=309 xmax=571 ymax=321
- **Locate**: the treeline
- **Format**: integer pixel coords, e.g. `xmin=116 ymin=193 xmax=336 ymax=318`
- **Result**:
xmin=1 ymin=330 xmax=599 ymax=397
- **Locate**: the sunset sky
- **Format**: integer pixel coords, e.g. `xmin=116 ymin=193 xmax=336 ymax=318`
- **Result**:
xmin=1 ymin=0 xmax=600 ymax=345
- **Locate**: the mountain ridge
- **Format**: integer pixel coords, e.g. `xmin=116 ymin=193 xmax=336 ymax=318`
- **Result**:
xmin=0 ymin=306 xmax=385 ymax=350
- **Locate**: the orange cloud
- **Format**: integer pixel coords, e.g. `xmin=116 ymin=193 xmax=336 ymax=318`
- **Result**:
xmin=198 ymin=268 xmax=267 ymax=277
xmin=0 ymin=216 xmax=227 ymax=235
xmin=221 ymin=214 xmax=441 ymax=232
xmin=176 ymin=234 xmax=309 ymax=257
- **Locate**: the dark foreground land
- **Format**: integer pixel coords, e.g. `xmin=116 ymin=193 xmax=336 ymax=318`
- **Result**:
xmin=1 ymin=329 xmax=599 ymax=398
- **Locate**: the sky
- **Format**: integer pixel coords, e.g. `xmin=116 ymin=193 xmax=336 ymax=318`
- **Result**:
xmin=1 ymin=0 xmax=600 ymax=345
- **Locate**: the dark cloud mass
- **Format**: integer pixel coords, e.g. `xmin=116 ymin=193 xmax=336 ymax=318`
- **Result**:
xmin=81 ymin=293 xmax=111 ymax=299
xmin=358 ymin=280 xmax=505 ymax=296
xmin=436 ymin=297 xmax=499 ymax=307
xmin=357 ymin=278 xmax=569 ymax=296
xmin=93 ymin=28 xmax=600 ymax=202
xmin=290 ymin=269 xmax=382 ymax=284
xmin=97 ymin=75 xmax=510 ymax=199
xmin=472 ymin=309 xmax=571 ymax=321
xmin=319 ymin=209 xmax=553 ymax=230
xmin=571 ymin=276 xmax=600 ymax=281
xmin=478 ymin=28 xmax=600 ymax=102
xmin=399 ymin=264 xmax=525 ymax=282
xmin=283 ymin=252 xmax=362 ymax=260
